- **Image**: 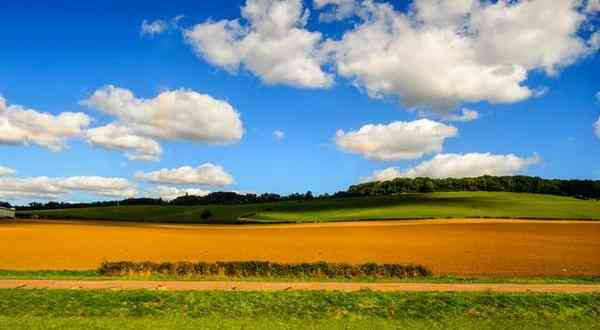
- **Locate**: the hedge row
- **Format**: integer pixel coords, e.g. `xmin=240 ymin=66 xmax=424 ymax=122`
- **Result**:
xmin=98 ymin=261 xmax=432 ymax=278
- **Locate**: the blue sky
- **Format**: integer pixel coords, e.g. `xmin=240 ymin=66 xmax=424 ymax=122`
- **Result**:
xmin=0 ymin=0 xmax=599 ymax=203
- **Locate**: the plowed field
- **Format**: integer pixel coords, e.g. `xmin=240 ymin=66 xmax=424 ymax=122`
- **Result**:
xmin=1 ymin=219 xmax=599 ymax=276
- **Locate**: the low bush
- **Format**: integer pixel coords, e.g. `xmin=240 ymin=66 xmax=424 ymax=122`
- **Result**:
xmin=98 ymin=261 xmax=432 ymax=278
xmin=200 ymin=209 xmax=213 ymax=220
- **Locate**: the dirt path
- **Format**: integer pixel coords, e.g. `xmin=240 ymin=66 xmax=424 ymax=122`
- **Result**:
xmin=1 ymin=280 xmax=599 ymax=293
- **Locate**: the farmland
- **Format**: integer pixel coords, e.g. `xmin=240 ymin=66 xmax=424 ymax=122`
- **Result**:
xmin=5 ymin=191 xmax=600 ymax=329
xmin=18 ymin=191 xmax=600 ymax=223
xmin=1 ymin=219 xmax=599 ymax=276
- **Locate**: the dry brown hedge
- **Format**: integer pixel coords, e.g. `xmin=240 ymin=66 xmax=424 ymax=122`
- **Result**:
xmin=98 ymin=261 xmax=432 ymax=278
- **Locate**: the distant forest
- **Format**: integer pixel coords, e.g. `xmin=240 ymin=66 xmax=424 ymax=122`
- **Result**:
xmin=349 ymin=175 xmax=600 ymax=199
xmin=9 ymin=175 xmax=600 ymax=211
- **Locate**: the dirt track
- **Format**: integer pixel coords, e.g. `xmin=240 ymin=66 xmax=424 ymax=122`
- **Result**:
xmin=1 ymin=279 xmax=599 ymax=293
xmin=1 ymin=219 xmax=599 ymax=276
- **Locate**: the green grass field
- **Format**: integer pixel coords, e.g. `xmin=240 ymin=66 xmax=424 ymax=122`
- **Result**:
xmin=19 ymin=192 xmax=600 ymax=223
xmin=0 ymin=289 xmax=598 ymax=330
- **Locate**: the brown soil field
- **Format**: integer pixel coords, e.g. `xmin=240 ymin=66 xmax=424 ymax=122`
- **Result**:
xmin=1 ymin=280 xmax=599 ymax=293
xmin=1 ymin=219 xmax=599 ymax=276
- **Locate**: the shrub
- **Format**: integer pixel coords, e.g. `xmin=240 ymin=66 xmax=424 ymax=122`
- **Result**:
xmin=200 ymin=209 xmax=213 ymax=220
xmin=98 ymin=261 xmax=432 ymax=278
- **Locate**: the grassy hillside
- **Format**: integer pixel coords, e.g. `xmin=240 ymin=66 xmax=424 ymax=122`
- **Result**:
xmin=18 ymin=192 xmax=600 ymax=223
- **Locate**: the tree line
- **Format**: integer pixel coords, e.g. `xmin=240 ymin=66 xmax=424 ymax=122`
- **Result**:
xmin=14 ymin=191 xmax=357 ymax=210
xmin=348 ymin=175 xmax=600 ymax=199
xmin=10 ymin=175 xmax=600 ymax=211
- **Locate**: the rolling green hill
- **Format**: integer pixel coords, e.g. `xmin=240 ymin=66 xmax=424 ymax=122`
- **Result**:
xmin=18 ymin=192 xmax=600 ymax=224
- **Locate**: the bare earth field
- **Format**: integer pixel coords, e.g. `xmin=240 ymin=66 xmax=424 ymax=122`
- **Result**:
xmin=1 ymin=219 xmax=599 ymax=276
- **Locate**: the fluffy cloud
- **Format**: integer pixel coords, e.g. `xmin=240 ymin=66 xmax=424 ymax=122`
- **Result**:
xmin=0 ymin=96 xmax=90 ymax=151
xmin=595 ymin=117 xmax=600 ymax=139
xmin=179 ymin=0 xmax=597 ymax=111
xmin=83 ymin=86 xmax=243 ymax=143
xmin=86 ymin=124 xmax=162 ymax=161
xmin=154 ymin=186 xmax=211 ymax=201
xmin=0 ymin=166 xmax=15 ymax=177
xmin=445 ymin=108 xmax=479 ymax=122
xmin=135 ymin=163 xmax=235 ymax=186
xmin=364 ymin=153 xmax=540 ymax=182
xmin=0 ymin=175 xmax=138 ymax=200
xmin=325 ymin=0 xmax=597 ymax=111
xmin=184 ymin=0 xmax=332 ymax=88
xmin=335 ymin=119 xmax=457 ymax=161
xmin=82 ymin=86 xmax=243 ymax=160
xmin=273 ymin=130 xmax=285 ymax=140
xmin=314 ymin=0 xmax=357 ymax=21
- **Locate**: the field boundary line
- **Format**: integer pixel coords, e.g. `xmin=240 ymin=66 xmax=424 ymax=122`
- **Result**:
xmin=1 ymin=280 xmax=599 ymax=293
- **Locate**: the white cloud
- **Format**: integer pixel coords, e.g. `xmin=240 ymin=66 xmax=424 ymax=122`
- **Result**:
xmin=596 ymin=91 xmax=600 ymax=103
xmin=273 ymin=129 xmax=285 ymax=140
xmin=86 ymin=123 xmax=162 ymax=161
xmin=325 ymin=0 xmax=596 ymax=111
xmin=364 ymin=152 xmax=540 ymax=182
xmin=184 ymin=0 xmax=333 ymax=88
xmin=445 ymin=108 xmax=479 ymax=122
xmin=82 ymin=86 xmax=244 ymax=160
xmin=141 ymin=19 xmax=168 ymax=36
xmin=335 ymin=119 xmax=457 ymax=161
xmin=83 ymin=86 xmax=243 ymax=143
xmin=135 ymin=163 xmax=235 ymax=186
xmin=314 ymin=0 xmax=357 ymax=21
xmin=0 ymin=95 xmax=90 ymax=151
xmin=595 ymin=117 xmax=600 ymax=139
xmin=0 ymin=175 xmax=138 ymax=200
xmin=0 ymin=166 xmax=15 ymax=177
xmin=154 ymin=185 xmax=211 ymax=201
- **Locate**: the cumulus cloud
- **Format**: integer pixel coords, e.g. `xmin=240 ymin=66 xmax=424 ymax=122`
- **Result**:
xmin=273 ymin=130 xmax=285 ymax=140
xmin=596 ymin=91 xmax=600 ymax=103
xmin=595 ymin=117 xmax=600 ymax=139
xmin=0 ymin=95 xmax=90 ymax=151
xmin=184 ymin=0 xmax=333 ymax=88
xmin=314 ymin=0 xmax=357 ymax=21
xmin=154 ymin=185 xmax=211 ymax=201
xmin=445 ymin=108 xmax=479 ymax=122
xmin=86 ymin=124 xmax=162 ymax=161
xmin=0 ymin=166 xmax=15 ymax=177
xmin=83 ymin=86 xmax=243 ymax=143
xmin=324 ymin=0 xmax=597 ymax=111
xmin=0 ymin=175 xmax=138 ymax=200
xmin=335 ymin=119 xmax=457 ymax=161
xmin=364 ymin=153 xmax=541 ymax=182
xmin=135 ymin=163 xmax=235 ymax=186
xmin=82 ymin=86 xmax=243 ymax=160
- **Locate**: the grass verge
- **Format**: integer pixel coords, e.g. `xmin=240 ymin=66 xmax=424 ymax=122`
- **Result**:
xmin=1 ymin=269 xmax=599 ymax=284
xmin=0 ymin=290 xmax=598 ymax=329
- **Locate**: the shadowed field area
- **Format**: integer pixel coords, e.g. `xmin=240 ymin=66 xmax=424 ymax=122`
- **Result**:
xmin=1 ymin=219 xmax=599 ymax=276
